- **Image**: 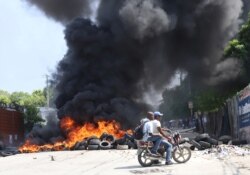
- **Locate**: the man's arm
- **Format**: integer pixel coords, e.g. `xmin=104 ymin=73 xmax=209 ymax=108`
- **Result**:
xmin=162 ymin=128 xmax=172 ymax=133
xmin=157 ymin=127 xmax=171 ymax=140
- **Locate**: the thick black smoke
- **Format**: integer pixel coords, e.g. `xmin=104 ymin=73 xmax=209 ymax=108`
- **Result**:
xmin=52 ymin=0 xmax=247 ymax=127
xmin=24 ymin=0 xmax=92 ymax=24
xmin=26 ymin=112 xmax=62 ymax=145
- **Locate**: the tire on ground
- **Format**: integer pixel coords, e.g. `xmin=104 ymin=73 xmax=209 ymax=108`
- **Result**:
xmin=73 ymin=142 xmax=81 ymax=150
xmin=205 ymin=138 xmax=218 ymax=145
xmin=232 ymin=140 xmax=247 ymax=145
xmin=115 ymin=138 xmax=126 ymax=145
xmin=190 ymin=140 xmax=203 ymax=150
xmin=179 ymin=137 xmax=190 ymax=144
xmin=194 ymin=133 xmax=210 ymax=142
xmin=78 ymin=145 xmax=86 ymax=150
xmin=80 ymin=140 xmax=88 ymax=147
xmin=99 ymin=141 xmax=112 ymax=150
xmin=87 ymin=136 xmax=99 ymax=144
xmin=116 ymin=144 xmax=129 ymax=150
xmin=199 ymin=141 xmax=211 ymax=149
xmin=218 ymin=135 xmax=232 ymax=144
xmin=127 ymin=141 xmax=137 ymax=149
xmin=88 ymin=145 xmax=99 ymax=150
xmin=190 ymin=145 xmax=195 ymax=151
xmin=105 ymin=135 xmax=115 ymax=143
xmin=0 ymin=151 xmax=13 ymax=157
xmin=88 ymin=138 xmax=101 ymax=145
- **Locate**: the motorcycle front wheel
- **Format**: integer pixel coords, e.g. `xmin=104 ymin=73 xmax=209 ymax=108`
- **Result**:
xmin=173 ymin=146 xmax=191 ymax=163
xmin=138 ymin=149 xmax=154 ymax=167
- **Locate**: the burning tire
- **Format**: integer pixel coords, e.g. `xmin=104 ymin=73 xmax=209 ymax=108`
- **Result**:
xmin=100 ymin=133 xmax=115 ymax=143
xmin=99 ymin=141 xmax=112 ymax=150
xmin=78 ymin=145 xmax=86 ymax=150
xmin=88 ymin=145 xmax=99 ymax=150
xmin=73 ymin=142 xmax=81 ymax=150
xmin=88 ymin=138 xmax=101 ymax=145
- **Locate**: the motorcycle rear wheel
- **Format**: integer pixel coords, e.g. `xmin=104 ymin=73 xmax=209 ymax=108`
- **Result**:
xmin=138 ymin=149 xmax=154 ymax=167
xmin=173 ymin=146 xmax=191 ymax=163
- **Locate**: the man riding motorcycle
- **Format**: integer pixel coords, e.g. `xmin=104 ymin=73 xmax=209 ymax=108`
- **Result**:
xmin=143 ymin=111 xmax=173 ymax=165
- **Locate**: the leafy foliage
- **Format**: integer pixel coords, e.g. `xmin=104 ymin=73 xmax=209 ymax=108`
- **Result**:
xmin=0 ymin=90 xmax=46 ymax=131
xmin=225 ymin=13 xmax=250 ymax=81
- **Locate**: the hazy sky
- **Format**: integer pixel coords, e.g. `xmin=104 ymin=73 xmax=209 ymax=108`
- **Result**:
xmin=0 ymin=0 xmax=67 ymax=93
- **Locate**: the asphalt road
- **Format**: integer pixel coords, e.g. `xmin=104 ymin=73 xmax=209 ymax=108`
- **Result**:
xmin=0 ymin=150 xmax=249 ymax=175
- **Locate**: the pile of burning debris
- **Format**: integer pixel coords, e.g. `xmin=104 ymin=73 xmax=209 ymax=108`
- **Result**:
xmin=1 ymin=117 xmax=137 ymax=157
xmin=0 ymin=132 xmax=136 ymax=157
xmin=18 ymin=133 xmax=136 ymax=154
xmin=71 ymin=132 xmax=137 ymax=151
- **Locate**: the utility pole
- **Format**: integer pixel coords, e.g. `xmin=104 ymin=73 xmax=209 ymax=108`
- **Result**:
xmin=45 ymin=74 xmax=50 ymax=108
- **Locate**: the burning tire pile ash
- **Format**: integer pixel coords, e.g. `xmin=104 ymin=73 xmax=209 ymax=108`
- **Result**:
xmin=189 ymin=133 xmax=248 ymax=151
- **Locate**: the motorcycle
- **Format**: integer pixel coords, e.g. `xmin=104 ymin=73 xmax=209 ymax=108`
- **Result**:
xmin=137 ymin=131 xmax=191 ymax=167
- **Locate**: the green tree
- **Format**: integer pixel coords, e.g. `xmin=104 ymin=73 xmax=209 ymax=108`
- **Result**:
xmin=0 ymin=89 xmax=46 ymax=132
xmin=24 ymin=105 xmax=44 ymax=132
xmin=0 ymin=90 xmax=11 ymax=104
xmin=225 ymin=13 xmax=250 ymax=83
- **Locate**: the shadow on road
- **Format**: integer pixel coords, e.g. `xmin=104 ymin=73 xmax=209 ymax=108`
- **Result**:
xmin=115 ymin=165 xmax=143 ymax=169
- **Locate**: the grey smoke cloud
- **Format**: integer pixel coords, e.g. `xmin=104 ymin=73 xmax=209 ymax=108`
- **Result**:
xmin=21 ymin=0 xmax=249 ymax=128
xmin=208 ymin=58 xmax=242 ymax=85
xmin=119 ymin=0 xmax=172 ymax=40
xmin=24 ymin=0 xmax=92 ymax=24
xmin=52 ymin=0 xmax=246 ymax=127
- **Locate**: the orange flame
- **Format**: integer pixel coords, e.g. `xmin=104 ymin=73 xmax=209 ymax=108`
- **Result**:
xmin=19 ymin=117 xmax=132 ymax=153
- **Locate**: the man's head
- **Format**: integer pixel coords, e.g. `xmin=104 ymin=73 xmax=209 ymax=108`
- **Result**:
xmin=147 ymin=111 xmax=154 ymax=120
xmin=154 ymin=111 xmax=163 ymax=121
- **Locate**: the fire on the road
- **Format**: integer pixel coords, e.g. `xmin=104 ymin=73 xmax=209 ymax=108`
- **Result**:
xmin=19 ymin=117 xmax=132 ymax=153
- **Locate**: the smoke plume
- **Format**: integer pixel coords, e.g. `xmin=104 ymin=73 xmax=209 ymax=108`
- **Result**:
xmin=24 ymin=0 xmax=93 ymax=24
xmin=119 ymin=0 xmax=173 ymax=40
xmin=50 ymin=0 xmax=246 ymax=127
xmin=20 ymin=0 xmax=250 ymax=129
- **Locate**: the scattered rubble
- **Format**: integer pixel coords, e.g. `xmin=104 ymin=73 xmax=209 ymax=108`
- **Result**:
xmin=197 ymin=145 xmax=250 ymax=159
xmin=189 ymin=133 xmax=248 ymax=151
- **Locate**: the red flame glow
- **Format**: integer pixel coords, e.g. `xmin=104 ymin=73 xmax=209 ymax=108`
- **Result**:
xmin=19 ymin=117 xmax=132 ymax=153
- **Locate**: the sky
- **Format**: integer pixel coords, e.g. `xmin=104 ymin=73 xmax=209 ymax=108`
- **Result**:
xmin=0 ymin=0 xmax=67 ymax=93
xmin=0 ymin=0 xmax=179 ymax=95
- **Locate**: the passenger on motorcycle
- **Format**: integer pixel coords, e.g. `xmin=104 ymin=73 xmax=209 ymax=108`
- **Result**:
xmin=146 ymin=111 xmax=173 ymax=165
xmin=142 ymin=112 xmax=154 ymax=141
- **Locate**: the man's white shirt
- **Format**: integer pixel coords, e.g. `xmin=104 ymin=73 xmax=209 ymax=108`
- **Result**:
xmin=142 ymin=121 xmax=152 ymax=141
xmin=151 ymin=120 xmax=161 ymax=134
